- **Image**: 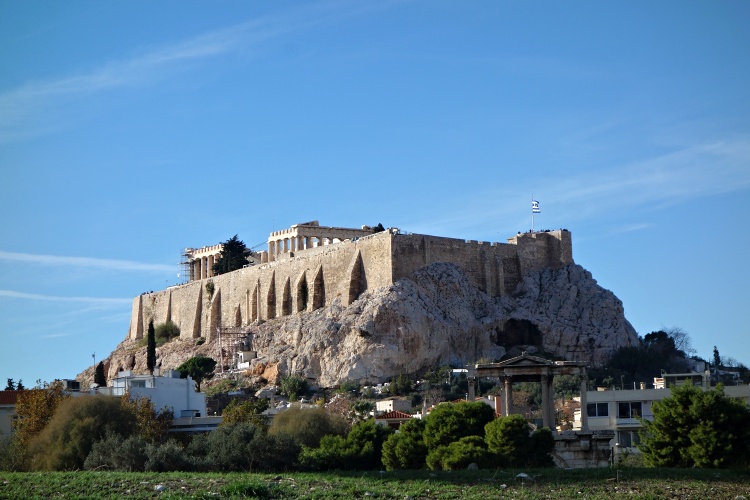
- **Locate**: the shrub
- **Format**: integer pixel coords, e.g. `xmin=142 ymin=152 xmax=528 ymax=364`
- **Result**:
xmin=155 ymin=320 xmax=180 ymax=346
xmin=484 ymin=414 xmax=554 ymax=468
xmin=423 ymin=401 xmax=495 ymax=450
xmin=382 ymin=418 xmax=427 ymax=470
xmin=299 ymin=419 xmax=393 ymax=471
xmin=427 ymin=435 xmax=490 ymax=470
xmin=28 ymin=396 xmax=137 ymax=471
xmin=279 ymin=375 xmax=308 ymax=401
xmin=84 ymin=433 xmax=148 ymax=471
xmin=269 ymin=406 xmax=347 ymax=448
xmin=145 ymin=440 xmax=198 ymax=472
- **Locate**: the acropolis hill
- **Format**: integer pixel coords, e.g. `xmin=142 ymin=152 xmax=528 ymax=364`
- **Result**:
xmin=99 ymin=221 xmax=638 ymax=387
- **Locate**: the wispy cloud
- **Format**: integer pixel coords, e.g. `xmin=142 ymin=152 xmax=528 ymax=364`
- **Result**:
xmin=0 ymin=250 xmax=174 ymax=273
xmin=0 ymin=2 xmax=375 ymax=144
xmin=0 ymin=289 xmax=131 ymax=305
xmin=409 ymin=135 xmax=750 ymax=238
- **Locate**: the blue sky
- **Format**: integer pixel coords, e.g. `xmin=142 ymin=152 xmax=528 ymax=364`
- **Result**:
xmin=1 ymin=1 xmax=749 ymax=387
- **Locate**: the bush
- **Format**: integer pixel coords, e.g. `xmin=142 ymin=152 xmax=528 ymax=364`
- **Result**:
xmin=268 ymin=406 xmax=347 ymax=448
xmin=484 ymin=414 xmax=554 ymax=468
xmin=145 ymin=440 xmax=198 ymax=472
xmin=299 ymin=419 xmax=393 ymax=471
xmin=423 ymin=402 xmax=495 ymax=450
xmin=382 ymin=418 xmax=427 ymax=470
xmin=28 ymin=396 xmax=137 ymax=471
xmin=84 ymin=433 xmax=148 ymax=471
xmin=155 ymin=320 xmax=180 ymax=346
xmin=0 ymin=435 xmax=25 ymax=472
xmin=279 ymin=375 xmax=308 ymax=402
xmin=427 ymin=436 xmax=490 ymax=470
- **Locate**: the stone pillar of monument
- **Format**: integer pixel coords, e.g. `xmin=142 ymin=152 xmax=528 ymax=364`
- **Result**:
xmin=202 ymin=257 xmax=208 ymax=279
xmin=580 ymin=373 xmax=589 ymax=431
xmin=268 ymin=241 xmax=275 ymax=262
xmin=503 ymin=376 xmax=513 ymax=417
xmin=208 ymin=255 xmax=214 ymax=277
xmin=467 ymin=377 xmax=476 ymax=402
xmin=194 ymin=260 xmax=201 ymax=281
xmin=306 ymin=236 xmax=312 ymax=248
xmin=541 ymin=374 xmax=553 ymax=430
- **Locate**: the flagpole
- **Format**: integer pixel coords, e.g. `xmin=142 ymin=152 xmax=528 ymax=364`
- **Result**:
xmin=531 ymin=194 xmax=535 ymax=233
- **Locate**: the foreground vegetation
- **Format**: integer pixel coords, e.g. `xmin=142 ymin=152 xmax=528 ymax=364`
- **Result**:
xmin=1 ymin=467 xmax=749 ymax=499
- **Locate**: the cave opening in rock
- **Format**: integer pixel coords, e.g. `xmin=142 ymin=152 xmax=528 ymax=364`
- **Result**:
xmin=495 ymin=318 xmax=543 ymax=347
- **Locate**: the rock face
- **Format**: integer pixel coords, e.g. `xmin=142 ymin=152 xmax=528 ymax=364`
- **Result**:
xmin=84 ymin=262 xmax=638 ymax=388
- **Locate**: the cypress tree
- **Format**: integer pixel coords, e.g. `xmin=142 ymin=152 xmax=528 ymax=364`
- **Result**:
xmin=94 ymin=361 xmax=106 ymax=387
xmin=147 ymin=320 xmax=156 ymax=375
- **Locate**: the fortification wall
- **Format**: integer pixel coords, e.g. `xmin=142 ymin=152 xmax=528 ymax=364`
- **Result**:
xmin=127 ymin=229 xmax=572 ymax=341
xmin=128 ymin=232 xmax=394 ymax=341
xmin=391 ymin=230 xmax=572 ymax=295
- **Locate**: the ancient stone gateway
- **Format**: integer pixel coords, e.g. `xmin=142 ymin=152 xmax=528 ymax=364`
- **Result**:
xmin=470 ymin=354 xmax=614 ymax=468
xmin=469 ymin=353 xmax=589 ymax=431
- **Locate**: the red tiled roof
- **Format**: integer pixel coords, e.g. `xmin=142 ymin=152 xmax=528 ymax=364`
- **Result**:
xmin=376 ymin=410 xmax=413 ymax=420
xmin=0 ymin=391 xmax=19 ymax=405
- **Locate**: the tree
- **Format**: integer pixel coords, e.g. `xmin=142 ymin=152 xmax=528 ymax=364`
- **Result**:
xmin=94 ymin=362 xmax=106 ymax=387
xmin=484 ymin=414 xmax=554 ymax=467
xmin=423 ymin=401 xmax=495 ymax=450
xmin=279 ymin=375 xmax=308 ymax=401
xmin=212 ymin=235 xmax=251 ymax=276
xmin=299 ymin=419 xmax=393 ymax=471
xmin=713 ymin=346 xmax=721 ymax=368
xmin=26 ymin=396 xmax=137 ymax=470
xmin=269 ymin=405 xmax=347 ymax=448
xmin=146 ymin=320 xmax=156 ymax=375
xmin=176 ymin=355 xmax=217 ymax=392
xmin=13 ymin=380 xmax=70 ymax=449
xmin=221 ymin=399 xmax=269 ymax=428
xmin=426 ymin=435 xmax=490 ymax=470
xmin=121 ymin=395 xmax=173 ymax=444
xmin=4 ymin=379 xmax=15 ymax=391
xmin=639 ymin=383 xmax=750 ymax=468
xmin=382 ymin=418 xmax=428 ymax=470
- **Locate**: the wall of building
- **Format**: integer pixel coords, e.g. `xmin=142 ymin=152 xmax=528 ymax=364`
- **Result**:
xmin=128 ymin=229 xmax=572 ymax=341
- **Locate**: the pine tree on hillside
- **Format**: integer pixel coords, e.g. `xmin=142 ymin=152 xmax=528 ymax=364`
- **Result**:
xmin=212 ymin=235 xmax=251 ymax=275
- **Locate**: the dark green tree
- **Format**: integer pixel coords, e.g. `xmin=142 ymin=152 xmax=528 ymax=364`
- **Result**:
xmin=212 ymin=235 xmax=251 ymax=275
xmin=382 ymin=418 xmax=428 ymax=470
xmin=4 ymin=379 xmax=14 ymax=391
xmin=426 ymin=435 xmax=490 ymax=470
xmin=176 ymin=355 xmax=217 ymax=392
xmin=146 ymin=320 xmax=156 ymax=376
xmin=639 ymin=383 xmax=750 ymax=468
xmin=94 ymin=362 xmax=106 ymax=387
xmin=484 ymin=414 xmax=554 ymax=467
xmin=299 ymin=419 xmax=393 ymax=471
xmin=713 ymin=346 xmax=721 ymax=368
xmin=423 ymin=401 xmax=495 ymax=451
xmin=279 ymin=375 xmax=308 ymax=401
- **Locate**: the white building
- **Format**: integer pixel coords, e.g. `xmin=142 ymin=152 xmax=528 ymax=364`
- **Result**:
xmin=96 ymin=369 xmax=207 ymax=418
xmin=574 ymin=376 xmax=750 ymax=451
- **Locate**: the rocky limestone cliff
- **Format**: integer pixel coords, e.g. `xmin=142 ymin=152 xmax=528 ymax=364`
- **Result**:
xmin=80 ymin=262 xmax=638 ymax=388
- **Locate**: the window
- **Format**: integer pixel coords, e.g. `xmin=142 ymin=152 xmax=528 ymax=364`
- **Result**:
xmin=586 ymin=402 xmax=609 ymax=417
xmin=130 ymin=380 xmax=146 ymax=388
xmin=618 ymin=402 xmax=642 ymax=418
xmin=617 ymin=430 xmax=641 ymax=448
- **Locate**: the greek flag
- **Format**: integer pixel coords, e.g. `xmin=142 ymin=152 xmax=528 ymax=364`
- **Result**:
xmin=532 ymin=199 xmax=540 ymax=213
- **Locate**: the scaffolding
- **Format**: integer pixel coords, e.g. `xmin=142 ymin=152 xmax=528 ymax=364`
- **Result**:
xmin=215 ymin=326 xmax=254 ymax=373
xmin=179 ymin=248 xmax=193 ymax=284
